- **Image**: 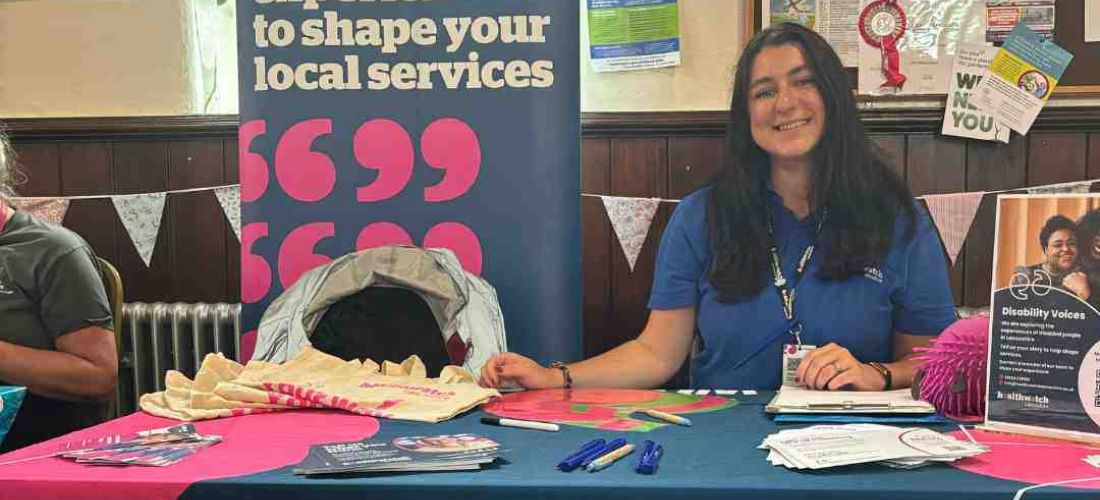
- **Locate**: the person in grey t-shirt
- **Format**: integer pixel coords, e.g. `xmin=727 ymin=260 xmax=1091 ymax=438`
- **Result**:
xmin=0 ymin=133 xmax=117 ymax=452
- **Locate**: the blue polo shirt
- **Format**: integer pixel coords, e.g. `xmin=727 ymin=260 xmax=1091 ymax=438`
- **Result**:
xmin=648 ymin=187 xmax=956 ymax=389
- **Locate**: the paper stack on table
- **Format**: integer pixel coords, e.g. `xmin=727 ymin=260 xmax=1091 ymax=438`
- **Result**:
xmin=759 ymin=424 xmax=987 ymax=470
xmin=294 ymin=433 xmax=501 ymax=475
xmin=62 ymin=424 xmax=221 ymax=467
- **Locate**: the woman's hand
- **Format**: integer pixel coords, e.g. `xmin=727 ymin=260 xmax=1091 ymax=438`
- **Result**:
xmin=478 ymin=352 xmax=562 ymax=389
xmin=794 ymin=343 xmax=886 ymax=391
xmin=1063 ymin=271 xmax=1091 ymax=301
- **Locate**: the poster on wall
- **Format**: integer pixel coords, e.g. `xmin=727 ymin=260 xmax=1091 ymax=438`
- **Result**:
xmin=971 ymin=23 xmax=1073 ymax=136
xmin=857 ymin=0 xmax=986 ymax=96
xmin=587 ymin=0 xmax=680 ymax=73
xmin=985 ymin=0 xmax=1055 ymax=45
xmin=986 ymin=193 xmax=1100 ymax=443
xmin=235 ymin=1 xmax=581 ymax=365
xmin=762 ymin=0 xmax=859 ymax=67
xmin=941 ymin=43 xmax=1010 ymax=143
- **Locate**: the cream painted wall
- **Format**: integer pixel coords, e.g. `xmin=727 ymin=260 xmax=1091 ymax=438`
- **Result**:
xmin=581 ymin=0 xmax=741 ymax=112
xmin=0 ymin=1 xmax=1094 ymax=118
xmin=0 ymin=0 xmax=198 ymax=118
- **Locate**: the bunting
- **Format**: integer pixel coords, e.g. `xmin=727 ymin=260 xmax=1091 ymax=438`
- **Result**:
xmin=5 ymin=179 xmax=1099 ymax=275
xmin=8 ymin=198 xmax=70 ymax=225
xmin=214 ymin=186 xmax=241 ymax=240
xmin=110 ymin=193 xmax=167 ymax=267
xmin=923 ymin=192 xmax=986 ymax=265
xmin=601 ymin=196 xmax=661 ymax=272
xmin=1027 ymin=183 xmax=1093 ymax=195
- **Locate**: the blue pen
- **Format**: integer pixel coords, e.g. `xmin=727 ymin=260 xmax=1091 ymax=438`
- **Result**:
xmin=579 ymin=438 xmax=626 ymax=469
xmin=635 ymin=440 xmax=663 ymax=475
xmin=557 ymin=439 xmax=605 ymax=471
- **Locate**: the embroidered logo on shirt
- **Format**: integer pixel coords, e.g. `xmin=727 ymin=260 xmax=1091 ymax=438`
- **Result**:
xmin=0 ymin=264 xmax=13 ymax=295
xmin=863 ymin=266 xmax=884 ymax=284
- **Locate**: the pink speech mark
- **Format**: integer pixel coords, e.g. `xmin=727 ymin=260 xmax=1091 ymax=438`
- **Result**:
xmin=241 ymin=223 xmax=272 ymax=304
xmin=355 ymin=118 xmax=414 ymax=202
xmin=239 ymin=120 xmax=269 ymax=203
xmin=274 ymin=118 xmax=336 ymax=202
xmin=238 ymin=329 xmax=258 ymax=362
xmin=948 ymin=429 xmax=1100 ymax=490
xmin=423 ymin=222 xmax=482 ymax=275
xmin=421 ymin=118 xmax=481 ymax=202
xmin=355 ymin=222 xmax=413 ymax=251
xmin=277 ymin=222 xmax=335 ymax=289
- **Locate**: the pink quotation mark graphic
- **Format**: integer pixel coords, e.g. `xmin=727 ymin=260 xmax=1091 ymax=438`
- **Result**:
xmin=242 ymin=222 xmax=273 ymax=304
xmin=357 ymin=221 xmax=483 ymax=275
xmin=355 ymin=119 xmax=415 ymax=202
xmin=275 ymin=118 xmax=336 ymax=202
xmin=421 ymin=118 xmax=481 ymax=202
xmin=278 ymin=222 xmax=336 ymax=288
xmin=239 ymin=120 xmax=269 ymax=203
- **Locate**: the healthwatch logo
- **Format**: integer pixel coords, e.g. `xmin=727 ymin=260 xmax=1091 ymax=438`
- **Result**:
xmin=863 ymin=266 xmax=884 ymax=284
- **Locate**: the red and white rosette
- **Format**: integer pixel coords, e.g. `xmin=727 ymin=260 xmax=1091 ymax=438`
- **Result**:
xmin=859 ymin=0 xmax=907 ymax=89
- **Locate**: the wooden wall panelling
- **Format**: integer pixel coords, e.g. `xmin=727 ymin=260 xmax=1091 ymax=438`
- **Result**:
xmin=1089 ymin=133 xmax=1100 ymax=179
xmin=668 ymin=137 xmax=724 ymax=198
xmin=11 ymin=143 xmax=60 ymax=196
xmin=664 ymin=139 xmax=724 ymax=388
xmin=1027 ymin=133 xmax=1088 ymax=186
xmin=906 ymin=135 xmax=967 ymax=304
xmin=223 ymin=139 xmax=241 ymax=303
xmin=581 ymin=138 xmax=612 ymax=360
xmin=964 ymin=140 xmax=1028 ymax=306
xmin=599 ymin=139 xmax=666 ymax=362
xmin=168 ymin=141 xmax=228 ymax=302
xmin=112 ymin=141 xmax=173 ymax=302
xmin=869 ymin=135 xmax=906 ymax=180
xmin=59 ymin=143 xmax=118 ymax=266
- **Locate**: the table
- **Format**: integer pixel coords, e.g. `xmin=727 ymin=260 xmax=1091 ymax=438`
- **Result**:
xmin=0 ymin=392 xmax=1096 ymax=500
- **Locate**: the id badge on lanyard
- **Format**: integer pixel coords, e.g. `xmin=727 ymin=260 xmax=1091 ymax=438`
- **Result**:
xmin=768 ymin=207 xmax=825 ymax=384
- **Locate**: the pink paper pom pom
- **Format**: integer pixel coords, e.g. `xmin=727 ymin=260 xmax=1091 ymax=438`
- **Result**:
xmin=913 ymin=315 xmax=989 ymax=422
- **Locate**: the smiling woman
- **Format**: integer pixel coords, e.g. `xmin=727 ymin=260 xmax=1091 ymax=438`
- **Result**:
xmin=478 ymin=23 xmax=957 ymax=394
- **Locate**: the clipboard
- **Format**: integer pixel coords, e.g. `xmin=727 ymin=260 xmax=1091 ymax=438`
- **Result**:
xmin=765 ymin=386 xmax=936 ymax=414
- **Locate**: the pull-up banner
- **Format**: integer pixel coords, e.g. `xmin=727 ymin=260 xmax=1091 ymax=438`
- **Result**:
xmin=236 ymin=0 xmax=581 ymax=365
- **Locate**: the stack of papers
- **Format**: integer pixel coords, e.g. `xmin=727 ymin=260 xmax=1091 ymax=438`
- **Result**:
xmin=62 ymin=424 xmax=221 ymax=466
xmin=759 ymin=424 xmax=987 ymax=470
xmin=294 ymin=433 xmax=500 ymax=475
xmin=766 ymin=386 xmax=936 ymax=414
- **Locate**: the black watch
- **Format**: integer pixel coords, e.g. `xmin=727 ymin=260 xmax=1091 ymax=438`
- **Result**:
xmin=549 ymin=362 xmax=572 ymax=389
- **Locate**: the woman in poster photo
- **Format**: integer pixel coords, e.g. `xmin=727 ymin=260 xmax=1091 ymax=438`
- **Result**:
xmin=1063 ymin=210 xmax=1100 ymax=310
xmin=1012 ymin=215 xmax=1080 ymax=293
xmin=480 ymin=23 xmax=956 ymax=392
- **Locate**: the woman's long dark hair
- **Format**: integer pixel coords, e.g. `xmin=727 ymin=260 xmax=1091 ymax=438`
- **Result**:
xmin=707 ymin=23 xmax=915 ymax=303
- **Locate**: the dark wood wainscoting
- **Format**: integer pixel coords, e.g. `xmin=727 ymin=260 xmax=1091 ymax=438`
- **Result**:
xmin=7 ymin=109 xmax=1100 ymax=385
xmin=6 ymin=116 xmax=240 ymax=304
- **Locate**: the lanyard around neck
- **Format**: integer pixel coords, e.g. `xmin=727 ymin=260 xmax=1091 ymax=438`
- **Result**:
xmin=765 ymin=205 xmax=826 ymax=343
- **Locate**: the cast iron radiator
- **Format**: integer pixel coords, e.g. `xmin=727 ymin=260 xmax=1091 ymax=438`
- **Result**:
xmin=117 ymin=302 xmax=241 ymax=416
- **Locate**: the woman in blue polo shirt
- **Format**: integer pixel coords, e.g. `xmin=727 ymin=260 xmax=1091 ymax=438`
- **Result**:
xmin=479 ymin=23 xmax=956 ymax=391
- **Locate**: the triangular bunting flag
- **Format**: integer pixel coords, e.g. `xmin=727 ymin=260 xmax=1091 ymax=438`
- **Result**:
xmin=1027 ymin=182 xmax=1093 ymax=195
xmin=924 ymin=192 xmax=985 ymax=266
xmin=111 ymin=193 xmax=167 ymax=267
xmin=9 ymin=198 xmax=71 ymax=225
xmin=214 ymin=186 xmax=240 ymax=241
xmin=601 ymin=195 xmax=661 ymax=272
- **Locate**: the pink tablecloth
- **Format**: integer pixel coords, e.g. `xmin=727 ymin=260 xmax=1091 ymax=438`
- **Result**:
xmin=0 ymin=410 xmax=380 ymax=500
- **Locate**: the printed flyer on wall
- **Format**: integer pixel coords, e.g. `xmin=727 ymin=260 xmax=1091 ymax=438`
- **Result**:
xmin=985 ymin=0 xmax=1055 ymax=44
xmin=587 ymin=0 xmax=680 ymax=72
xmin=985 ymin=194 xmax=1100 ymax=443
xmin=762 ymin=0 xmax=859 ymax=66
xmin=972 ymin=23 xmax=1073 ymax=136
xmin=941 ymin=43 xmax=1010 ymax=143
